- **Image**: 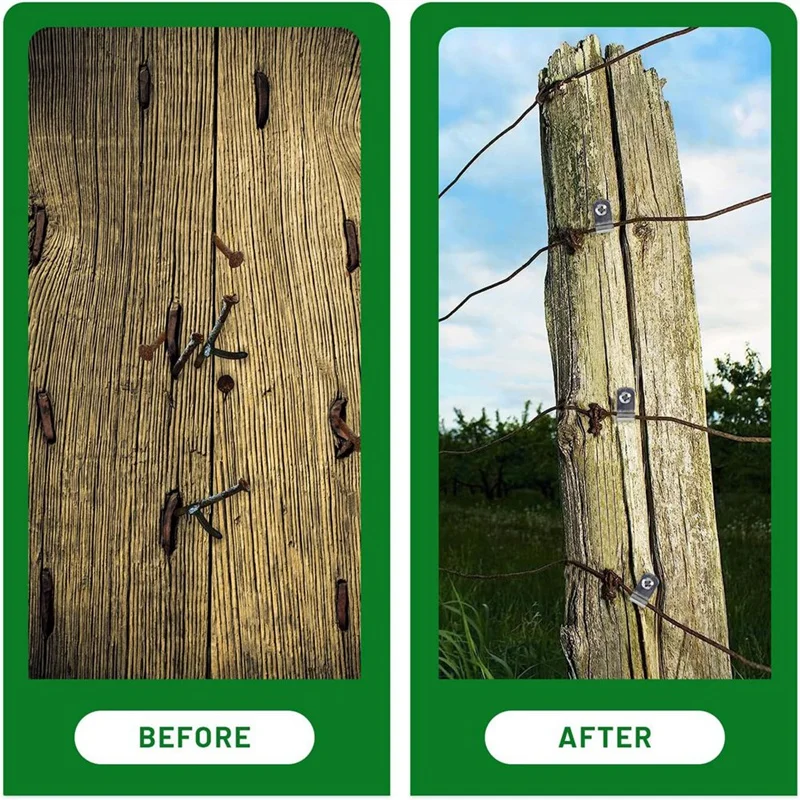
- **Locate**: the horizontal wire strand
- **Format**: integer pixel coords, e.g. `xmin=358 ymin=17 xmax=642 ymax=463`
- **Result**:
xmin=438 ymin=27 xmax=699 ymax=198
xmin=439 ymin=403 xmax=770 ymax=455
xmin=439 ymin=193 xmax=771 ymax=323
xmin=440 ymin=559 xmax=771 ymax=674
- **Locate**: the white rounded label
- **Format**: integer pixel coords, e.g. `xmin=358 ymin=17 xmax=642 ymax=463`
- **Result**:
xmin=75 ymin=710 xmax=314 ymax=765
xmin=485 ymin=710 xmax=724 ymax=765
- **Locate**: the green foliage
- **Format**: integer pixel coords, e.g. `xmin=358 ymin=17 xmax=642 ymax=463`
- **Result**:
xmin=706 ymin=347 xmax=771 ymax=508
xmin=439 ymin=402 xmax=559 ymax=503
xmin=438 ymin=499 xmax=566 ymax=679
xmin=438 ymin=584 xmax=514 ymax=679
xmin=438 ymin=498 xmax=770 ymax=679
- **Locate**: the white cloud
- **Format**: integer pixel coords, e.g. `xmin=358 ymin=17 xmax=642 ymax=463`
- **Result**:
xmin=694 ymin=246 xmax=771 ymax=374
xmin=439 ymin=106 xmax=542 ymax=191
xmin=729 ymin=82 xmax=770 ymax=140
xmin=440 ymin=323 xmax=482 ymax=351
xmin=679 ymin=146 xmax=770 ymax=255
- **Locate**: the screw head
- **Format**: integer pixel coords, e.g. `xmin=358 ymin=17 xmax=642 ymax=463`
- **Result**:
xmin=642 ymin=577 xmax=655 ymax=590
xmin=594 ymin=201 xmax=608 ymax=216
xmin=619 ymin=391 xmax=632 ymax=404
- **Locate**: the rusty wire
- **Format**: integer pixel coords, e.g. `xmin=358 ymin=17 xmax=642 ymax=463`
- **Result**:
xmin=439 ymin=193 xmax=771 ymax=323
xmin=439 ymin=402 xmax=770 ymax=455
xmin=440 ymin=559 xmax=771 ymax=674
xmin=439 ymin=27 xmax=698 ymax=199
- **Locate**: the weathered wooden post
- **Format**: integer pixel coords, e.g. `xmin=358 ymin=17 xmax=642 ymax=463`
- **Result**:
xmin=539 ymin=36 xmax=731 ymax=678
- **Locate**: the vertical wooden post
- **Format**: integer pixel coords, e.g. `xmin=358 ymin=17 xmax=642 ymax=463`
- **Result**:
xmin=539 ymin=36 xmax=731 ymax=678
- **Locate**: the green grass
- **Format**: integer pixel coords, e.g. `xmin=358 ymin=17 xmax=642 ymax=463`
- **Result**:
xmin=439 ymin=492 xmax=771 ymax=679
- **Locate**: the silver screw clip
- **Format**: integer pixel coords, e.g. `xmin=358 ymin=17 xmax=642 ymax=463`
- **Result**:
xmin=616 ymin=386 xmax=636 ymax=422
xmin=630 ymin=572 xmax=660 ymax=607
xmin=593 ymin=199 xmax=614 ymax=233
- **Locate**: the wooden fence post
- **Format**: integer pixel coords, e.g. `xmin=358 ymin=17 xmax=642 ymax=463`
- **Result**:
xmin=539 ymin=36 xmax=731 ymax=678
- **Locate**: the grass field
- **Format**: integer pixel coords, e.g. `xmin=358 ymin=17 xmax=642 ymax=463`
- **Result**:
xmin=439 ymin=492 xmax=771 ymax=679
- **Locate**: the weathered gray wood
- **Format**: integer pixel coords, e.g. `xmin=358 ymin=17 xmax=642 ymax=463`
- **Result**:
xmin=539 ymin=35 xmax=730 ymax=678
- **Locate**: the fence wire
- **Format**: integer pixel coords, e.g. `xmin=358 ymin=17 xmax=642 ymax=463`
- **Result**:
xmin=439 ymin=193 xmax=771 ymax=323
xmin=439 ymin=402 xmax=770 ymax=456
xmin=440 ymin=560 xmax=771 ymax=675
xmin=439 ymin=26 xmax=698 ymax=199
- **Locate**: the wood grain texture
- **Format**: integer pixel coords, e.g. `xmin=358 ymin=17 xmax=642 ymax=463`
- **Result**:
xmin=539 ymin=35 xmax=729 ymax=679
xmin=28 ymin=27 xmax=361 ymax=679
xmin=607 ymin=45 xmax=728 ymax=678
xmin=210 ymin=27 xmax=361 ymax=679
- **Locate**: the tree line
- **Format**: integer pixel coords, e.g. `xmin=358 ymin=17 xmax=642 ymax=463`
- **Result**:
xmin=439 ymin=349 xmax=770 ymax=509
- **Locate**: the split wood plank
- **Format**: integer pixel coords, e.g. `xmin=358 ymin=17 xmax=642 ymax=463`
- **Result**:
xmin=540 ymin=35 xmax=729 ymax=678
xmin=607 ymin=44 xmax=729 ymax=677
xmin=210 ymin=27 xmax=361 ymax=679
xmin=28 ymin=28 xmax=216 ymax=678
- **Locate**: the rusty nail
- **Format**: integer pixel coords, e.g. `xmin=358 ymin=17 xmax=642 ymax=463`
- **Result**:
xmin=344 ymin=219 xmax=360 ymax=273
xmin=171 ymin=333 xmax=204 ymax=380
xmin=175 ymin=477 xmax=250 ymax=517
xmin=165 ymin=301 xmax=182 ymax=366
xmin=36 ymin=389 xmax=56 ymax=444
xmin=254 ymin=71 xmax=270 ymax=129
xmin=212 ymin=234 xmax=244 ymax=269
xmin=217 ymin=374 xmax=235 ymax=397
xmin=138 ymin=63 xmax=151 ymax=109
xmin=160 ymin=490 xmax=182 ymax=557
xmin=329 ymin=396 xmax=361 ymax=459
xmin=139 ymin=331 xmax=166 ymax=361
xmin=195 ymin=294 xmax=241 ymax=368
xmin=29 ymin=205 xmax=48 ymax=270
xmin=336 ymin=579 xmax=349 ymax=631
xmin=191 ymin=507 xmax=224 ymax=540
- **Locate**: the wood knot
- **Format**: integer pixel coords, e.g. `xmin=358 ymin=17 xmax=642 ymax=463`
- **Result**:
xmin=633 ymin=220 xmax=654 ymax=241
xmin=557 ymin=229 xmax=585 ymax=255
xmin=587 ymin=402 xmax=610 ymax=436
xmin=601 ymin=569 xmax=623 ymax=602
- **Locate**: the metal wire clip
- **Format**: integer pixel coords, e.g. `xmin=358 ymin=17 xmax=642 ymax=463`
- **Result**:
xmin=616 ymin=387 xmax=636 ymax=421
xmin=593 ymin=199 xmax=614 ymax=233
xmin=630 ymin=572 xmax=660 ymax=607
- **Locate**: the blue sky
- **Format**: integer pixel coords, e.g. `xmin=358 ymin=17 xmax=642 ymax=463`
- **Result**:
xmin=438 ymin=27 xmax=771 ymax=427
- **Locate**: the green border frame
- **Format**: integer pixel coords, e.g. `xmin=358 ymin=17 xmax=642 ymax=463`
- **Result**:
xmin=4 ymin=3 xmax=389 ymax=795
xmin=412 ymin=3 xmax=796 ymax=795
